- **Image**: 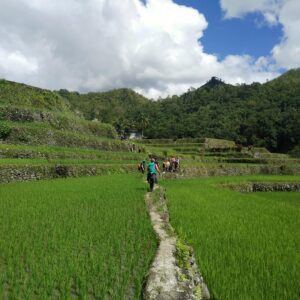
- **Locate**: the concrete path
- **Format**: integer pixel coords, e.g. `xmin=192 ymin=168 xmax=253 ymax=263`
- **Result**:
xmin=143 ymin=188 xmax=210 ymax=300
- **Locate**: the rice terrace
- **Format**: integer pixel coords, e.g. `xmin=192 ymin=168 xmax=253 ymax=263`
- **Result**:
xmin=0 ymin=72 xmax=299 ymax=300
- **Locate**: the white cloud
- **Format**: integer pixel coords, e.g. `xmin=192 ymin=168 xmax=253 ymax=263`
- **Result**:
xmin=220 ymin=0 xmax=284 ymax=20
xmin=263 ymin=12 xmax=279 ymax=26
xmin=272 ymin=0 xmax=300 ymax=68
xmin=220 ymin=0 xmax=300 ymax=69
xmin=0 ymin=48 xmax=38 ymax=78
xmin=0 ymin=0 xmax=280 ymax=98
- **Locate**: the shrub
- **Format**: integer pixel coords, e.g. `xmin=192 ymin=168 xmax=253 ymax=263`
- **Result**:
xmin=55 ymin=165 xmax=69 ymax=177
xmin=0 ymin=121 xmax=12 ymax=139
xmin=288 ymin=145 xmax=300 ymax=158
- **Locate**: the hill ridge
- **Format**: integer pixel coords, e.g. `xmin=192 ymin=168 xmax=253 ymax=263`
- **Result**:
xmin=1 ymin=68 xmax=299 ymax=152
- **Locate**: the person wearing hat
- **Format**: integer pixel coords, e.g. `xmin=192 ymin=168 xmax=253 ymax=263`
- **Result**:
xmin=147 ymin=157 xmax=160 ymax=192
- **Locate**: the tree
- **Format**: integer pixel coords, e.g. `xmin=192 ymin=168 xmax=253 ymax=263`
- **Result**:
xmin=136 ymin=113 xmax=149 ymax=138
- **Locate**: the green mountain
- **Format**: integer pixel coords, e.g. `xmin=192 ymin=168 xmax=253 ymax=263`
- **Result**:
xmin=59 ymin=88 xmax=148 ymax=119
xmin=58 ymin=88 xmax=150 ymax=136
xmin=149 ymin=69 xmax=299 ymax=152
xmin=268 ymin=68 xmax=300 ymax=85
xmin=0 ymin=69 xmax=299 ymax=153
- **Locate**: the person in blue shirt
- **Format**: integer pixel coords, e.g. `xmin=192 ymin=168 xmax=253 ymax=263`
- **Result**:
xmin=147 ymin=158 xmax=161 ymax=192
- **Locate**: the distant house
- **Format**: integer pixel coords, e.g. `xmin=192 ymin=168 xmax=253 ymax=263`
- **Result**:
xmin=129 ymin=132 xmax=143 ymax=140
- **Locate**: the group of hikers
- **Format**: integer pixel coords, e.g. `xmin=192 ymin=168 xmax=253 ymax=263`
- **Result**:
xmin=138 ymin=156 xmax=180 ymax=192
xmin=162 ymin=157 xmax=180 ymax=172
xmin=127 ymin=143 xmax=143 ymax=153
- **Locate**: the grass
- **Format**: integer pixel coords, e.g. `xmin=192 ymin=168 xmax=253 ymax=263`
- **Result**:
xmin=1 ymin=120 xmax=49 ymax=129
xmin=0 ymin=174 xmax=157 ymax=299
xmin=162 ymin=175 xmax=300 ymax=300
xmin=0 ymin=123 xmax=131 ymax=150
xmin=179 ymin=161 xmax=282 ymax=167
xmin=0 ymin=143 xmax=145 ymax=159
xmin=0 ymin=143 xmax=146 ymax=168
xmin=0 ymin=80 xmax=70 ymax=112
xmin=0 ymin=158 xmax=138 ymax=165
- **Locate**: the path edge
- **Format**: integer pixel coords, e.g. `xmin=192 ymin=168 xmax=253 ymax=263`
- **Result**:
xmin=143 ymin=186 xmax=210 ymax=300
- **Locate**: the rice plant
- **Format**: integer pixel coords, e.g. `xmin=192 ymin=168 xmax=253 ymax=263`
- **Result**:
xmin=162 ymin=175 xmax=300 ymax=300
xmin=0 ymin=174 xmax=157 ymax=299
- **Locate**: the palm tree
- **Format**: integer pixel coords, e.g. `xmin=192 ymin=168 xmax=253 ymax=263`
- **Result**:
xmin=138 ymin=113 xmax=149 ymax=138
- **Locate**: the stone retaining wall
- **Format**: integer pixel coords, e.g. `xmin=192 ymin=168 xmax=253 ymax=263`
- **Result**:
xmin=1 ymin=163 xmax=299 ymax=184
xmin=164 ymin=164 xmax=300 ymax=179
xmin=0 ymin=164 xmax=135 ymax=183
xmin=225 ymin=182 xmax=300 ymax=192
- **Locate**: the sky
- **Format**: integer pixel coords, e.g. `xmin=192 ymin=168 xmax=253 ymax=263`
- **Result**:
xmin=0 ymin=0 xmax=299 ymax=98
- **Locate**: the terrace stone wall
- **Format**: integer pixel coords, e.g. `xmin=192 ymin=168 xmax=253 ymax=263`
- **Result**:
xmin=225 ymin=182 xmax=300 ymax=192
xmin=175 ymin=164 xmax=300 ymax=178
xmin=1 ymin=163 xmax=299 ymax=184
xmin=0 ymin=164 xmax=135 ymax=183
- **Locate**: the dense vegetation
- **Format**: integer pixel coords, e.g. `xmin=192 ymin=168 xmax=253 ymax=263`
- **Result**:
xmin=163 ymin=176 xmax=300 ymax=300
xmin=0 ymin=174 xmax=157 ymax=299
xmin=0 ymin=79 xmax=70 ymax=112
xmin=1 ymin=69 xmax=299 ymax=153
xmin=59 ymin=88 xmax=149 ymax=131
xmin=0 ymin=79 xmax=119 ymax=148
xmin=58 ymin=69 xmax=300 ymax=153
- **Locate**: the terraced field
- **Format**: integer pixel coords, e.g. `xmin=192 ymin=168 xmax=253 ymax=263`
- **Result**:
xmin=1 ymin=76 xmax=299 ymax=299
xmin=0 ymin=144 xmax=145 ymax=161
xmin=162 ymin=175 xmax=300 ymax=300
xmin=0 ymin=133 xmax=299 ymax=299
xmin=137 ymin=138 xmax=300 ymax=167
xmin=0 ymin=174 xmax=157 ymax=299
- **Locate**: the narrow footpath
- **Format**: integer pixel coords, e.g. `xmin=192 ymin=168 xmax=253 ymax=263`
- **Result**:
xmin=143 ymin=187 xmax=210 ymax=300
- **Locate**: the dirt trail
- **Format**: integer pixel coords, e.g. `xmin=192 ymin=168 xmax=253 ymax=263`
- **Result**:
xmin=143 ymin=188 xmax=210 ymax=300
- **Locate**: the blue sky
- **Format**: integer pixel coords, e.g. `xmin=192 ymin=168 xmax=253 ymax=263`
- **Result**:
xmin=174 ymin=0 xmax=283 ymax=60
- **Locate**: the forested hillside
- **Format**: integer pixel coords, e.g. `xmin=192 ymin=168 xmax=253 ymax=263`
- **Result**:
xmin=1 ymin=69 xmax=299 ymax=153
xmin=60 ymin=69 xmax=300 ymax=153
xmin=58 ymin=88 xmax=150 ymax=136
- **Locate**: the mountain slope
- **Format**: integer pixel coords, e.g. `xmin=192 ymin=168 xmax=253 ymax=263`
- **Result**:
xmin=143 ymin=70 xmax=299 ymax=151
xmin=0 ymin=79 xmax=70 ymax=112
xmin=59 ymin=88 xmax=151 ymax=134
xmin=1 ymin=69 xmax=299 ymax=152
xmin=0 ymin=80 xmax=119 ymax=147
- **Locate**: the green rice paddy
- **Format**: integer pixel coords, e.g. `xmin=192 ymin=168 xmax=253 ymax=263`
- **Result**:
xmin=0 ymin=174 xmax=157 ymax=299
xmin=0 ymin=143 xmax=144 ymax=160
xmin=162 ymin=175 xmax=300 ymax=300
